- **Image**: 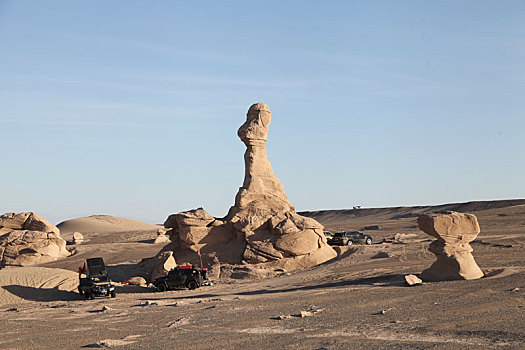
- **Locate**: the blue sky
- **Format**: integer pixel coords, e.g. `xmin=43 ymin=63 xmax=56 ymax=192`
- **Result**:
xmin=1 ymin=1 xmax=524 ymax=224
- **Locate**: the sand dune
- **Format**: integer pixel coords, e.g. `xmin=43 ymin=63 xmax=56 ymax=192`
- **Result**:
xmin=57 ymin=215 xmax=160 ymax=234
xmin=0 ymin=267 xmax=78 ymax=305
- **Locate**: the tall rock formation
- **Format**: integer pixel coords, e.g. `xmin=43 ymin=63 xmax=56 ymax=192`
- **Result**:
xmin=142 ymin=103 xmax=336 ymax=280
xmin=0 ymin=212 xmax=70 ymax=268
xmin=226 ymin=103 xmax=336 ymax=268
xmin=418 ymin=210 xmax=484 ymax=281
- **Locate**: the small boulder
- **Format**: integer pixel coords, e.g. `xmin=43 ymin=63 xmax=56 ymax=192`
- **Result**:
xmin=72 ymin=232 xmax=84 ymax=244
xmin=128 ymin=276 xmax=147 ymax=286
xmin=404 ymin=274 xmax=422 ymax=286
xmin=154 ymin=234 xmax=170 ymax=244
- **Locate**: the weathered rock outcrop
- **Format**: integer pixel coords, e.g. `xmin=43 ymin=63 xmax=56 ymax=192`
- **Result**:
xmin=144 ymin=103 xmax=336 ymax=281
xmin=418 ymin=211 xmax=484 ymax=281
xmin=0 ymin=212 xmax=70 ymax=268
xmin=0 ymin=212 xmax=59 ymax=235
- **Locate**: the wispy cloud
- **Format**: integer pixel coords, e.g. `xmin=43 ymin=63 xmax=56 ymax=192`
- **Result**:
xmin=0 ymin=118 xmax=149 ymax=128
xmin=56 ymin=31 xmax=242 ymax=64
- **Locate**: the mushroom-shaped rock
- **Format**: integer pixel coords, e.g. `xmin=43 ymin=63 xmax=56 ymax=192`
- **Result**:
xmin=418 ymin=211 xmax=484 ymax=281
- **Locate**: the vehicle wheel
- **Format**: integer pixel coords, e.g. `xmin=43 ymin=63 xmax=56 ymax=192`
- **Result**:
xmin=157 ymin=283 xmax=167 ymax=292
xmin=346 ymin=240 xmax=353 ymax=246
xmin=366 ymin=238 xmax=372 ymax=245
xmin=110 ymin=290 xmax=116 ymax=298
xmin=89 ymin=293 xmax=95 ymax=300
xmin=187 ymin=281 xmax=198 ymax=290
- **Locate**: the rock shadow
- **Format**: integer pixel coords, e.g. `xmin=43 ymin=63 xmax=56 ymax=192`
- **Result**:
xmin=234 ymin=274 xmax=406 ymax=296
xmin=114 ymin=285 xmax=153 ymax=294
xmin=139 ymin=274 xmax=406 ymax=301
xmin=2 ymin=285 xmax=78 ymax=302
xmin=107 ymin=264 xmax=136 ymax=282
xmin=139 ymin=292 xmax=222 ymax=301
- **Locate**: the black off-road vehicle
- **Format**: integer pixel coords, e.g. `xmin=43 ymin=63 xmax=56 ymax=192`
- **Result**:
xmin=77 ymin=257 xmax=116 ymax=299
xmin=153 ymin=265 xmax=212 ymax=292
xmin=327 ymin=231 xmax=372 ymax=246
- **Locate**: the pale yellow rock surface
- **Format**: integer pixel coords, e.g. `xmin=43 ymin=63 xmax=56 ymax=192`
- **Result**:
xmin=154 ymin=234 xmax=170 ymax=244
xmin=149 ymin=251 xmax=177 ymax=280
xmin=404 ymin=274 xmax=422 ymax=286
xmin=72 ymin=231 xmax=84 ymax=244
xmin=225 ymin=103 xmax=336 ymax=268
xmin=418 ymin=210 xmax=480 ymax=244
xmin=0 ymin=212 xmax=69 ymax=268
xmin=128 ymin=276 xmax=147 ymax=286
xmin=418 ymin=211 xmax=484 ymax=281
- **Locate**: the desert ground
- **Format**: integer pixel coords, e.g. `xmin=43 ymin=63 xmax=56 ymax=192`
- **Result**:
xmin=1 ymin=200 xmax=524 ymax=349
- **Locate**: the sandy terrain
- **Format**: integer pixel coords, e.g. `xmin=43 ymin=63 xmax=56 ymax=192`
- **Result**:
xmin=1 ymin=200 xmax=524 ymax=349
xmin=57 ymin=215 xmax=161 ymax=235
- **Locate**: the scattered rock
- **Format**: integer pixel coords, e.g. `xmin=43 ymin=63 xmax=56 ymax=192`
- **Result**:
xmin=277 ymin=314 xmax=293 ymax=320
xmin=142 ymin=300 xmax=158 ymax=306
xmin=6 ymin=307 xmax=18 ymax=312
xmin=94 ymin=338 xmax=136 ymax=347
xmin=101 ymin=305 xmax=111 ymax=312
xmin=511 ymin=287 xmax=520 ymax=292
xmin=393 ymin=233 xmax=419 ymax=243
xmin=275 ymin=308 xmax=324 ymax=319
xmin=299 ymin=310 xmax=315 ymax=317
xmin=167 ymin=317 xmax=190 ymax=328
xmin=404 ymin=274 xmax=422 ymax=286
xmin=418 ymin=211 xmax=484 ymax=281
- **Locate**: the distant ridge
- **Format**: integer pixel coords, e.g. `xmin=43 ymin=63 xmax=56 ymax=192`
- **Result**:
xmin=299 ymin=199 xmax=525 ymax=222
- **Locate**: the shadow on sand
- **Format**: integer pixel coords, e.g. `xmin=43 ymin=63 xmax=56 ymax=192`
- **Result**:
xmin=236 ymin=273 xmax=406 ymax=296
xmin=144 ymin=273 xmax=406 ymax=301
xmin=2 ymin=285 xmax=79 ymax=302
xmin=114 ymin=285 xmax=154 ymax=294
